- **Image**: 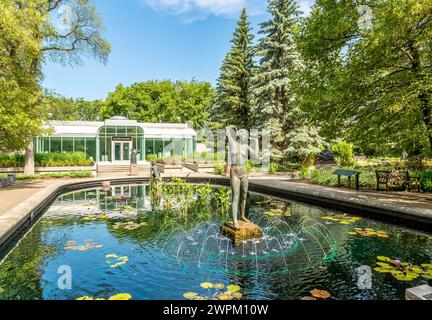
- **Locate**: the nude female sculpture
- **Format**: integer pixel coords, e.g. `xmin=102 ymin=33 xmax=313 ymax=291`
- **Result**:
xmin=226 ymin=126 xmax=257 ymax=230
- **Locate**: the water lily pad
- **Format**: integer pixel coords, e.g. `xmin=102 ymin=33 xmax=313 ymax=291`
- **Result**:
xmin=374 ymin=267 xmax=392 ymax=273
xmin=227 ymin=284 xmax=241 ymax=292
xmin=76 ymin=296 xmax=94 ymax=300
xmin=310 ymin=289 xmax=331 ymax=299
xmin=200 ymin=282 xmax=213 ymax=289
xmin=231 ymin=292 xmax=242 ymax=299
xmin=213 ymin=283 xmax=225 ymax=290
xmin=105 ymin=254 xmax=128 ymax=268
xmin=302 ymin=296 xmax=317 ymax=300
xmin=377 ymin=256 xmax=392 ymax=262
xmin=376 ymin=262 xmax=392 ymax=268
xmin=108 ymin=293 xmax=132 ymax=300
xmin=183 ymin=292 xmax=198 ymax=299
xmin=217 ymin=293 xmax=233 ymax=300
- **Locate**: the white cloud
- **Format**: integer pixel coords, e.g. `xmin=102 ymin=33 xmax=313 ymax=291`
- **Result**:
xmin=138 ymin=0 xmax=266 ymax=22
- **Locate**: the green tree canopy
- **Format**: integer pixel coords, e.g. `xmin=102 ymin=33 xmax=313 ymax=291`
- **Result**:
xmin=215 ymin=8 xmax=256 ymax=129
xmin=252 ymin=0 xmax=312 ymax=160
xmin=0 ymin=0 xmax=109 ymax=153
xmin=99 ymin=80 xmax=214 ymax=129
xmin=299 ymin=0 xmax=432 ymax=156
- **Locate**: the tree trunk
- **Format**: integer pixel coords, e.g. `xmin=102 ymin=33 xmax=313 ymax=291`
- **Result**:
xmin=24 ymin=140 xmax=35 ymax=176
xmin=419 ymin=92 xmax=432 ymax=154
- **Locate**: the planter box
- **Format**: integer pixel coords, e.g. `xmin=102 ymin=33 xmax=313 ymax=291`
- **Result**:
xmin=156 ymin=163 xmax=183 ymax=174
xmin=183 ymin=163 xmax=216 ymax=173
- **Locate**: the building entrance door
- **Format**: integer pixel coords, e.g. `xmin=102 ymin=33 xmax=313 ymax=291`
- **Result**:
xmin=112 ymin=140 xmax=131 ymax=163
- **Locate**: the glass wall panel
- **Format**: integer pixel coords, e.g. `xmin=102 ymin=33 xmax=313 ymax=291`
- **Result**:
xmin=43 ymin=137 xmax=50 ymax=153
xmin=154 ymin=139 xmax=163 ymax=158
xmin=62 ymin=137 xmax=73 ymax=152
xmin=99 ymin=137 xmax=108 ymax=162
xmin=117 ymin=126 xmax=126 ymax=136
xmin=74 ymin=138 xmax=85 ymax=153
xmin=164 ymin=139 xmax=173 ymax=157
xmin=50 ymin=137 xmax=61 ymax=153
xmin=86 ymin=138 xmax=96 ymax=160
xmin=145 ymin=139 xmax=155 ymax=160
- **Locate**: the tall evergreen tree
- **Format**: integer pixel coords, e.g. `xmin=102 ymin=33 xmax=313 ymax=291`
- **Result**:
xmin=252 ymin=0 xmax=305 ymax=160
xmin=215 ymin=8 xmax=255 ymax=129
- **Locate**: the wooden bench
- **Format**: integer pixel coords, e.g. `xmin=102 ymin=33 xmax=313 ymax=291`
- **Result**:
xmin=375 ymin=170 xmax=420 ymax=192
xmin=332 ymin=169 xmax=361 ymax=190
xmin=0 ymin=174 xmax=16 ymax=188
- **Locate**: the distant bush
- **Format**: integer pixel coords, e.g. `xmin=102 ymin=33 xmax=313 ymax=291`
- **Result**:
xmin=311 ymin=168 xmax=376 ymax=189
xmin=214 ymin=163 xmax=224 ymax=175
xmin=35 ymin=152 xmax=93 ymax=167
xmin=0 ymin=152 xmax=93 ymax=168
xmin=268 ymin=162 xmax=279 ymax=174
xmin=0 ymin=154 xmax=24 ymax=167
xmin=412 ymin=170 xmax=432 ymax=192
xmin=331 ymin=141 xmax=355 ymax=166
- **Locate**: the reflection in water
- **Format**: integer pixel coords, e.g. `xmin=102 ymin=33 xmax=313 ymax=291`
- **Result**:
xmin=0 ymin=184 xmax=431 ymax=300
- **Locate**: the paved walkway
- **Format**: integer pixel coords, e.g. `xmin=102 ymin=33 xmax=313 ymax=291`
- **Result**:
xmin=248 ymin=176 xmax=432 ymax=210
xmin=0 ymin=179 xmax=60 ymax=215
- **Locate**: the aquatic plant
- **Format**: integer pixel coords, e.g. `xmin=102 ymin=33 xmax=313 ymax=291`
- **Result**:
xmin=348 ymin=228 xmax=389 ymax=238
xmin=374 ymin=256 xmax=432 ymax=281
xmin=64 ymin=240 xmax=103 ymax=251
xmin=76 ymin=293 xmax=132 ymax=300
xmin=183 ymin=282 xmax=243 ymax=301
xmin=214 ymin=188 xmax=231 ymax=216
xmin=310 ymin=289 xmax=331 ymax=299
xmin=264 ymin=208 xmax=292 ymax=217
xmin=112 ymin=220 xmax=147 ymax=231
xmin=320 ymin=214 xmax=362 ymax=225
xmin=105 ymin=254 xmax=129 ymax=268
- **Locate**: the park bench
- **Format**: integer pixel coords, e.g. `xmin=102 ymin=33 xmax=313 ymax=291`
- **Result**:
xmin=332 ymin=169 xmax=361 ymax=191
xmin=0 ymin=174 xmax=16 ymax=188
xmin=375 ymin=170 xmax=420 ymax=192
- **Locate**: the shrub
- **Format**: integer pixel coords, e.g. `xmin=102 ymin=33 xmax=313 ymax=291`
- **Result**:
xmin=245 ymin=160 xmax=254 ymax=173
xmin=331 ymin=141 xmax=355 ymax=166
xmin=0 ymin=154 xmax=24 ymax=167
xmin=69 ymin=170 xmax=93 ymax=178
xmin=412 ymin=170 xmax=432 ymax=192
xmin=269 ymin=162 xmax=279 ymax=174
xmin=214 ymin=163 xmax=224 ymax=175
xmin=35 ymin=152 xmax=93 ymax=167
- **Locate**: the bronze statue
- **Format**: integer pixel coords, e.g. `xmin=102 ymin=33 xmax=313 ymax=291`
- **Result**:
xmin=226 ymin=126 xmax=253 ymax=230
xmin=150 ymin=161 xmax=161 ymax=185
xmin=130 ymin=148 xmax=138 ymax=165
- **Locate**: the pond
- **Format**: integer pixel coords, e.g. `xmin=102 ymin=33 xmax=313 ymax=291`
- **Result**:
xmin=0 ymin=181 xmax=431 ymax=300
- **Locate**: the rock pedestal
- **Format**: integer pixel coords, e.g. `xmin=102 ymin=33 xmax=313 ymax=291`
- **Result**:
xmin=130 ymin=164 xmax=139 ymax=176
xmin=221 ymin=221 xmax=263 ymax=244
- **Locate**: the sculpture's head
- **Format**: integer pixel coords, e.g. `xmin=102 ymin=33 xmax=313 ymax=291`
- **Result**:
xmin=237 ymin=129 xmax=249 ymax=141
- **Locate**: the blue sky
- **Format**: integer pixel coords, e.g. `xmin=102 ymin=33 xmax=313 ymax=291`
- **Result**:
xmin=42 ymin=0 xmax=313 ymax=100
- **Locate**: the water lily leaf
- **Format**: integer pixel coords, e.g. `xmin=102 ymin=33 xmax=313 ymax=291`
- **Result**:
xmin=310 ymin=289 xmax=331 ymax=299
xmin=231 ymin=292 xmax=242 ymax=299
xmin=213 ymin=283 xmax=225 ymax=290
xmin=302 ymin=296 xmax=317 ymax=300
xmin=374 ymin=267 xmax=392 ymax=273
xmin=200 ymin=282 xmax=213 ymax=289
xmin=421 ymin=264 xmax=432 ymax=269
xmin=348 ymin=232 xmax=357 ymax=235
xmin=227 ymin=284 xmax=241 ymax=292
xmin=376 ymin=262 xmax=392 ymax=268
xmin=183 ymin=292 xmax=198 ymax=299
xmin=194 ymin=296 xmax=208 ymax=300
xmin=377 ymin=256 xmax=392 ymax=262
xmin=76 ymin=296 xmax=94 ymax=300
xmin=106 ymin=254 xmax=118 ymax=258
xmin=217 ymin=293 xmax=233 ymax=300
xmin=108 ymin=293 xmax=132 ymax=300
xmin=422 ymin=274 xmax=432 ymax=279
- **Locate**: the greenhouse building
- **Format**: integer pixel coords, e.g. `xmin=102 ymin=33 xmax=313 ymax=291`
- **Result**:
xmin=34 ymin=117 xmax=197 ymax=164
